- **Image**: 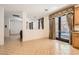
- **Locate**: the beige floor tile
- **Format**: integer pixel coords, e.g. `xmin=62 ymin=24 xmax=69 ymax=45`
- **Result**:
xmin=0 ymin=35 xmax=79 ymax=55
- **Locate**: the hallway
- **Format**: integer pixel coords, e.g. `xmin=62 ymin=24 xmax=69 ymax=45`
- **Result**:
xmin=0 ymin=39 xmax=79 ymax=55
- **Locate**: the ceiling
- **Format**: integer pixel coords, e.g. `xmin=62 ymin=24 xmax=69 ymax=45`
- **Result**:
xmin=0 ymin=4 xmax=73 ymax=19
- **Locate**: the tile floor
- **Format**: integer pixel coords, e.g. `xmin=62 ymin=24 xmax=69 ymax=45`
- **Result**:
xmin=0 ymin=36 xmax=79 ymax=55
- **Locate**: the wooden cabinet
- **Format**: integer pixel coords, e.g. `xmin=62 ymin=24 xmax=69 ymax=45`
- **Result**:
xmin=72 ymin=6 xmax=79 ymax=49
xmin=74 ymin=7 xmax=79 ymax=25
xmin=72 ymin=32 xmax=79 ymax=48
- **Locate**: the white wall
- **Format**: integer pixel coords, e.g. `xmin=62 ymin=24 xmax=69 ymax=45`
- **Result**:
xmin=23 ymin=12 xmax=49 ymax=41
xmin=4 ymin=13 xmax=10 ymax=38
xmin=10 ymin=18 xmax=22 ymax=34
xmin=4 ymin=13 xmax=22 ymax=38
xmin=0 ymin=7 xmax=4 ymax=45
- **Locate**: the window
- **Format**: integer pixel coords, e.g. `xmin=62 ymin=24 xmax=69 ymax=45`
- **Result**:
xmin=38 ymin=19 xmax=40 ymax=29
xmin=29 ymin=22 xmax=33 ymax=30
xmin=38 ymin=17 xmax=44 ymax=29
xmin=41 ymin=18 xmax=44 ymax=29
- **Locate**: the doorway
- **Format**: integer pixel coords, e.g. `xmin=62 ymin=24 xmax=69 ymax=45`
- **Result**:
xmin=55 ymin=15 xmax=70 ymax=43
xmin=4 ymin=11 xmax=23 ymax=44
xmin=9 ymin=18 xmax=22 ymax=40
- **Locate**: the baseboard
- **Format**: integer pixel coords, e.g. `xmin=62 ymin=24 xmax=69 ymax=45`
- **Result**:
xmin=23 ymin=37 xmax=49 ymax=42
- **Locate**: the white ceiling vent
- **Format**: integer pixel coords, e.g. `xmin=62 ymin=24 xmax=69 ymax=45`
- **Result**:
xmin=13 ymin=14 xmax=20 ymax=18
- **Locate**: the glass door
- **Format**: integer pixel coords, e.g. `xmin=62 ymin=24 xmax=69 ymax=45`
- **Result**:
xmin=55 ymin=15 xmax=70 ymax=43
xmin=60 ymin=15 xmax=70 ymax=42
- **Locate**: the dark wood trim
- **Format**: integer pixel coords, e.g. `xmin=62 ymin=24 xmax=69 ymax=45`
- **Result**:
xmin=70 ymin=6 xmax=75 ymax=45
xmin=73 ymin=6 xmax=75 ymax=31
